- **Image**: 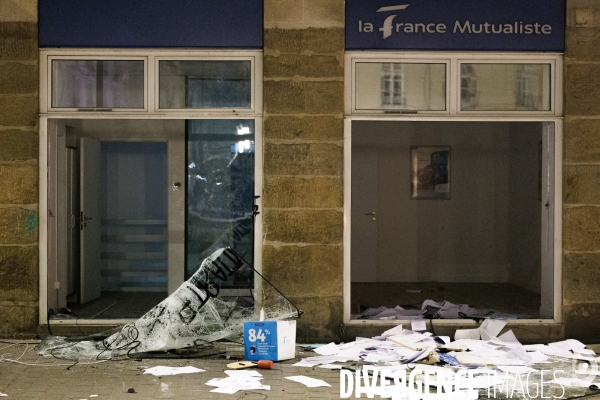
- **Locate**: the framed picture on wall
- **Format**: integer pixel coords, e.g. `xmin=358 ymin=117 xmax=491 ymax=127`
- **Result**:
xmin=410 ymin=146 xmax=451 ymax=199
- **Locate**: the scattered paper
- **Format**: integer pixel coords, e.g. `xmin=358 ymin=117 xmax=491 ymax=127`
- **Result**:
xmin=224 ymin=370 xmax=262 ymax=378
xmin=143 ymin=366 xmax=205 ymax=376
xmin=298 ymin=344 xmax=326 ymax=349
xmin=479 ymin=319 xmax=507 ymax=338
xmin=381 ymin=325 xmax=403 ymax=339
xmin=318 ymin=364 xmax=342 ymax=369
xmin=456 ymin=375 xmax=499 ymax=389
xmin=209 ymin=385 xmax=270 ymax=394
xmin=548 ymin=339 xmax=586 ymax=351
xmin=411 ymin=319 xmax=427 ymax=331
xmin=336 ymin=348 xmax=363 ymax=359
xmin=578 ymin=348 xmax=596 ymax=355
xmin=497 ymin=365 xmax=536 ymax=374
xmin=209 ymin=387 xmax=241 ymax=394
xmin=285 ymin=322 xmax=599 ymax=393
xmin=527 ymin=351 xmax=549 ymax=364
xmin=205 ymin=377 xmax=262 ymax=387
xmin=454 ymin=329 xmax=480 ymax=340
xmin=436 ymin=336 xmax=451 ymax=345
xmin=285 ymin=376 xmax=332 ymax=388
xmin=305 ymin=355 xmax=350 ymax=363
xmin=292 ymin=359 xmax=322 ymax=367
xmin=506 ymin=345 xmax=533 ymax=364
xmin=498 ymin=330 xmax=520 ymax=344
xmin=314 ymin=342 xmax=339 ymax=356
xmin=205 ymin=375 xmax=268 ymax=394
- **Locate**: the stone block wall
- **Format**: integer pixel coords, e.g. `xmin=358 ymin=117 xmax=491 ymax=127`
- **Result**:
xmin=263 ymin=0 xmax=345 ymax=342
xmin=1 ymin=0 xmax=596 ymax=343
xmin=0 ymin=1 xmax=39 ymax=337
xmin=564 ymin=0 xmax=600 ymax=342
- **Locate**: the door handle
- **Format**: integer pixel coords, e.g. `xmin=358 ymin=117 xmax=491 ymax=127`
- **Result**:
xmin=364 ymin=212 xmax=376 ymax=215
xmin=79 ymin=211 xmax=93 ymax=230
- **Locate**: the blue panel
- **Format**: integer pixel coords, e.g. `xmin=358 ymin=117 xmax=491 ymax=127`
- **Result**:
xmin=244 ymin=321 xmax=278 ymax=361
xmin=346 ymin=0 xmax=565 ymax=52
xmin=39 ymin=0 xmax=263 ymax=48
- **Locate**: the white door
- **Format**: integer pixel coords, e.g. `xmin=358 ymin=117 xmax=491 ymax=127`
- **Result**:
xmin=80 ymin=137 xmax=102 ymax=303
xmin=351 ymin=146 xmax=378 ymax=282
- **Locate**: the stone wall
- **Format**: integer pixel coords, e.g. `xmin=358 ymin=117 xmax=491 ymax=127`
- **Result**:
xmin=0 ymin=0 xmax=595 ymax=343
xmin=263 ymin=0 xmax=345 ymax=342
xmin=563 ymin=0 xmax=600 ymax=342
xmin=0 ymin=0 xmax=39 ymax=337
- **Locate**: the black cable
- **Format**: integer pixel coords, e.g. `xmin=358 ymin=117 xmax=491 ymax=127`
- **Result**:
xmin=429 ymin=317 xmax=436 ymax=336
xmin=231 ymin=248 xmax=303 ymax=319
xmin=97 ymin=325 xmax=141 ymax=361
xmin=458 ymin=312 xmax=484 ymax=323
xmin=48 ymin=338 xmax=85 ymax=369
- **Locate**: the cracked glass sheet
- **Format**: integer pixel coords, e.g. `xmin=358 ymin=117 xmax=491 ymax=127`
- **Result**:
xmin=186 ymin=119 xmax=255 ymax=280
xmin=105 ymin=247 xmax=298 ymax=356
xmin=39 ymin=247 xmax=298 ymax=360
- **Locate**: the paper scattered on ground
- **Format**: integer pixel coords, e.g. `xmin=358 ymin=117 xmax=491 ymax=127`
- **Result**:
xmin=411 ymin=319 xmax=427 ymax=331
xmin=206 ymin=373 xmax=269 ymax=394
xmin=143 ymin=366 xmax=205 ymax=376
xmin=313 ymin=342 xmax=340 ymax=356
xmin=496 ymin=365 xmax=537 ymax=374
xmin=292 ymin=359 xmax=322 ymax=367
xmin=358 ymin=299 xmax=523 ymax=321
xmin=318 ymin=364 xmax=342 ymax=369
xmin=224 ymin=370 xmax=262 ymax=378
xmin=380 ymin=325 xmax=403 ymax=339
xmin=285 ymin=376 xmax=332 ymax=387
xmin=455 ymin=328 xmax=480 ymax=340
xmin=210 ymin=384 xmax=270 ymax=394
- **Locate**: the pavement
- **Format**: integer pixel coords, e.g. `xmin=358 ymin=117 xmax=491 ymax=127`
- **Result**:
xmin=3 ymin=338 xmax=600 ymax=400
xmin=0 ymin=339 xmax=343 ymax=400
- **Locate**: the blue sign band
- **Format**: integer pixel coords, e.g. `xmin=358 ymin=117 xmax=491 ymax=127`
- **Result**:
xmin=346 ymin=0 xmax=565 ymax=52
xmin=39 ymin=0 xmax=263 ymax=48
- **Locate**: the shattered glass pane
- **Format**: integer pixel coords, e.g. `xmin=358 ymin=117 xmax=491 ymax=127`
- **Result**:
xmin=39 ymin=248 xmax=299 ymax=360
xmin=186 ymin=120 xmax=255 ymax=284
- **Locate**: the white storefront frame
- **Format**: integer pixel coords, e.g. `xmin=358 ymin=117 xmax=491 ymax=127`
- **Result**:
xmin=38 ymin=49 xmax=263 ymax=326
xmin=343 ymin=52 xmax=563 ymax=326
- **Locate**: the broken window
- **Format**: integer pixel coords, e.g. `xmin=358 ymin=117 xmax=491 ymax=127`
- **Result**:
xmin=41 ymin=247 xmax=300 ymax=359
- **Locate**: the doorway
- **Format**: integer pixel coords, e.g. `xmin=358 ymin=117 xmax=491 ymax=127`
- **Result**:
xmin=46 ymin=118 xmax=258 ymax=320
xmin=47 ymin=119 xmax=185 ymax=319
xmin=350 ymin=120 xmax=555 ymax=320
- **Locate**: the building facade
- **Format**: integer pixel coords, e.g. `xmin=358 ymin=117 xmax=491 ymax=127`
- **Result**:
xmin=0 ymin=0 xmax=599 ymax=343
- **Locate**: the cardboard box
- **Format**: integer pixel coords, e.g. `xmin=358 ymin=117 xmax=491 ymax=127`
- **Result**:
xmin=243 ymin=320 xmax=296 ymax=361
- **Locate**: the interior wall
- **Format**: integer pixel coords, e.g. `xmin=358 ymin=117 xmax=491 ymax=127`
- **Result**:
xmin=352 ymin=121 xmax=542 ymax=284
